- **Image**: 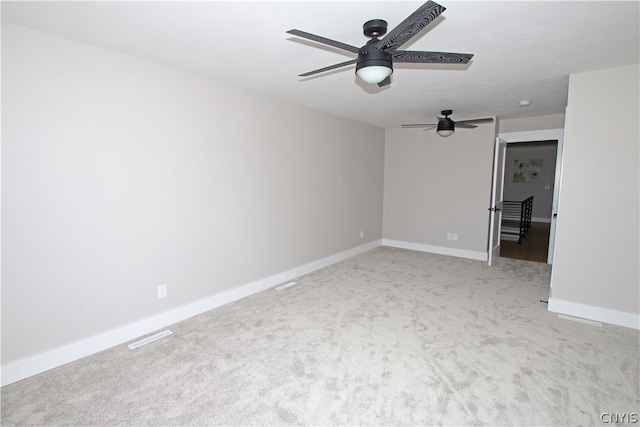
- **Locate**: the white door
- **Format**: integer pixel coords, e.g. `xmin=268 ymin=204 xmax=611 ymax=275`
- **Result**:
xmin=488 ymin=137 xmax=507 ymax=266
xmin=547 ymin=136 xmax=564 ymax=264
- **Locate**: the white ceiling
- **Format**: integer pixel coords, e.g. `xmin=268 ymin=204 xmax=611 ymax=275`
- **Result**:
xmin=2 ymin=1 xmax=639 ymax=128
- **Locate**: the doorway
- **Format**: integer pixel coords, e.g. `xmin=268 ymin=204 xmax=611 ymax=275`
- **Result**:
xmin=493 ymin=129 xmax=565 ymax=265
xmin=500 ymin=140 xmax=558 ymax=263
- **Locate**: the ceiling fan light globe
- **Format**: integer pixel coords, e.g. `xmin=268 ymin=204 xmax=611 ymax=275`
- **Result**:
xmin=437 ymin=129 xmax=454 ymax=137
xmin=356 ymin=65 xmax=393 ymax=84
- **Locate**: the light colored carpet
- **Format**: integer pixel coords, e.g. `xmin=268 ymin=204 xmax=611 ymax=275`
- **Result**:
xmin=2 ymin=247 xmax=638 ymax=426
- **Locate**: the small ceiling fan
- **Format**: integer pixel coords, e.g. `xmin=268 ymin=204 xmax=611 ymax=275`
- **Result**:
xmin=402 ymin=110 xmax=494 ymax=137
xmin=287 ymin=1 xmax=473 ymax=87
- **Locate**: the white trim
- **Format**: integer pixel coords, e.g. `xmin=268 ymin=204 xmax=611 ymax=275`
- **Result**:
xmin=1 ymin=240 xmax=382 ymax=386
xmin=548 ymin=298 xmax=639 ymax=330
xmin=498 ymin=128 xmax=564 ymax=143
xmin=382 ymin=239 xmax=488 ymax=261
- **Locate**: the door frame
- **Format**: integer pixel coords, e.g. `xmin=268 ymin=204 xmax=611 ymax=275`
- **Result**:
xmin=496 ymin=128 xmax=565 ymax=265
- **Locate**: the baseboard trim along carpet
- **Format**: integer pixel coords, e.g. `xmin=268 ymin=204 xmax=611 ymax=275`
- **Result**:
xmin=1 ymin=240 xmax=382 ymax=386
xmin=382 ymin=239 xmax=488 ymax=262
xmin=548 ymin=297 xmax=640 ymax=330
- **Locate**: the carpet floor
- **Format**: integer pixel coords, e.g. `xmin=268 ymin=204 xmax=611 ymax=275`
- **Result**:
xmin=2 ymin=247 xmax=638 ymax=426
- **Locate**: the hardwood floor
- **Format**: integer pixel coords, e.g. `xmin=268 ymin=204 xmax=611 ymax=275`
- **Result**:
xmin=500 ymin=222 xmax=550 ymax=263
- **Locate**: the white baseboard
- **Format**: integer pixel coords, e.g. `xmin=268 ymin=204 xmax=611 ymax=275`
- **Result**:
xmin=382 ymin=239 xmax=488 ymax=261
xmin=548 ymin=298 xmax=639 ymax=330
xmin=1 ymin=240 xmax=382 ymax=386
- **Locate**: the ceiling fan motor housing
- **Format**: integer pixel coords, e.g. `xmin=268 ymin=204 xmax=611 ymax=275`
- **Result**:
xmin=437 ymin=117 xmax=455 ymax=133
xmin=356 ymin=39 xmax=393 ymax=73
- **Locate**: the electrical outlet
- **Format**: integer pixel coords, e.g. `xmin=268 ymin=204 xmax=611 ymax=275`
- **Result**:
xmin=157 ymin=284 xmax=167 ymax=299
xmin=447 ymin=233 xmax=452 ymax=240
xmin=452 ymin=233 xmax=458 ymax=241
xmin=360 ymin=230 xmax=364 ymax=239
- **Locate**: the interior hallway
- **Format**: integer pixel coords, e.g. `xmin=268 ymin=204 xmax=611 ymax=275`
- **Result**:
xmin=500 ymin=222 xmax=551 ymax=263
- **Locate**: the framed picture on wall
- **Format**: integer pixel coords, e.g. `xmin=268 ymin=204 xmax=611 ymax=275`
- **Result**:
xmin=513 ymin=159 xmax=542 ymax=183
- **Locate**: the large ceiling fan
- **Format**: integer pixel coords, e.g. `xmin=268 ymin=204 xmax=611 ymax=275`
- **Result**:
xmin=287 ymin=1 xmax=473 ymax=87
xmin=402 ymin=110 xmax=494 ymax=137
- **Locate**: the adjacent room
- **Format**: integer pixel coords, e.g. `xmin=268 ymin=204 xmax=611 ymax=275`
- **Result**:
xmin=499 ymin=141 xmax=558 ymax=263
xmin=2 ymin=1 xmax=638 ymax=425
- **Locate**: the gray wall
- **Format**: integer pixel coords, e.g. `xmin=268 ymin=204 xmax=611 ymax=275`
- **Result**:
xmin=383 ymin=120 xmax=497 ymax=257
xmin=2 ymin=24 xmax=385 ymax=364
xmin=503 ymin=142 xmax=557 ymax=221
xmin=551 ymin=64 xmax=639 ymax=317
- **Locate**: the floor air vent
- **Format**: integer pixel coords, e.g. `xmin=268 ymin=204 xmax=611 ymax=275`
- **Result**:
xmin=274 ymin=281 xmax=298 ymax=291
xmin=557 ymin=315 xmax=602 ymax=327
xmin=128 ymin=330 xmax=173 ymax=349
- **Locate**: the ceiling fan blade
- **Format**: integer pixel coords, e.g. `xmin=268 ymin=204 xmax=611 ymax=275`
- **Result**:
xmin=401 ymin=123 xmax=437 ymax=128
xmin=455 ymin=117 xmax=495 ymax=124
xmin=378 ymin=76 xmax=392 ymax=87
xmin=376 ymin=1 xmax=445 ymax=53
xmin=393 ymin=50 xmax=473 ymax=64
xmin=455 ymin=123 xmax=478 ymax=129
xmin=298 ymin=59 xmax=358 ymax=77
xmin=287 ymin=29 xmax=360 ymax=54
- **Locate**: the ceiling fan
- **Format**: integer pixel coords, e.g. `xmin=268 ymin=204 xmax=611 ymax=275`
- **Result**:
xmin=287 ymin=1 xmax=473 ymax=87
xmin=402 ymin=110 xmax=494 ymax=137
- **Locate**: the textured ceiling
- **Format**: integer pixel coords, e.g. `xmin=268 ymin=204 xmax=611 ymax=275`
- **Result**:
xmin=3 ymin=1 xmax=639 ymax=128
